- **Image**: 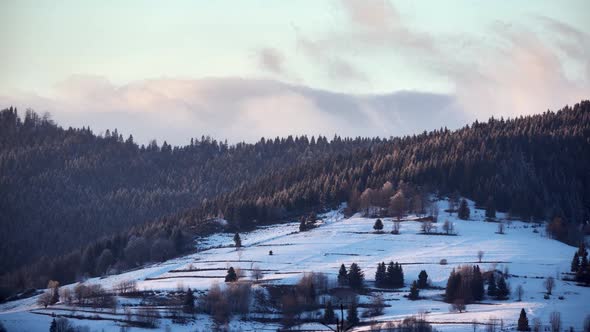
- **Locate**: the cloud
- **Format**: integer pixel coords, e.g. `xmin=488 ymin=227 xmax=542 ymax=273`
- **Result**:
xmin=297 ymin=37 xmax=368 ymax=82
xmin=0 ymin=75 xmax=466 ymax=145
xmin=339 ymin=0 xmax=435 ymax=52
xmin=256 ymin=48 xmax=286 ymax=75
xmin=446 ymin=21 xmax=590 ymax=120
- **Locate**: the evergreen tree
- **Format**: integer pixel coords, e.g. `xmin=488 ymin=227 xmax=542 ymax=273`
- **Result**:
xmin=418 ymin=270 xmax=428 ymax=289
xmin=458 ymin=199 xmax=470 ymax=220
xmin=183 ymin=288 xmax=195 ymax=313
xmin=346 ymin=301 xmax=359 ymax=326
xmin=394 ymin=262 xmax=404 ymax=288
xmin=375 ymin=262 xmax=387 ymax=288
xmin=49 ymin=318 xmax=57 ymax=332
xmin=487 ymin=273 xmax=497 ymax=297
xmin=471 ymin=266 xmax=485 ymax=301
xmin=373 ymin=219 xmax=384 ymax=232
xmin=445 ymin=269 xmax=461 ymax=302
xmin=409 ymin=281 xmax=420 ymax=300
xmin=386 ymin=261 xmax=396 ymax=288
xmin=496 ymin=276 xmax=510 ymax=300
xmin=323 ymin=301 xmax=335 ymax=324
xmin=485 ymin=196 xmax=496 ymax=219
xmin=233 ymin=233 xmax=242 ymax=248
xmin=517 ymin=308 xmax=530 ymax=331
xmin=338 ymin=264 xmax=348 ymax=286
xmin=225 ymin=267 xmax=238 ymax=282
xmin=384 ymin=261 xmax=404 ymax=288
xmin=348 ymin=263 xmax=365 ymax=290
xmin=571 ymin=252 xmax=580 ymax=272
xmin=299 ymin=217 xmax=307 ymax=232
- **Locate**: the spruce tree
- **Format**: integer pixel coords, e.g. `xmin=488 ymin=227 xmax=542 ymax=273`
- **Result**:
xmin=393 ymin=262 xmax=404 ymax=288
xmin=571 ymin=252 xmax=580 ymax=272
xmin=346 ymin=301 xmax=359 ymax=326
xmin=225 ymin=267 xmax=238 ymax=282
xmin=458 ymin=199 xmax=470 ymax=220
xmin=386 ymin=261 xmax=395 ymax=288
xmin=348 ymin=263 xmax=365 ymax=290
xmin=233 ymin=233 xmax=242 ymax=247
xmin=487 ymin=273 xmax=497 ymax=297
xmin=418 ymin=270 xmax=428 ymax=289
xmin=373 ymin=219 xmax=384 ymax=232
xmin=517 ymin=308 xmax=530 ymax=331
xmin=323 ymin=301 xmax=335 ymax=324
xmin=409 ymin=281 xmax=420 ymax=300
xmin=49 ymin=318 xmax=57 ymax=332
xmin=338 ymin=264 xmax=348 ymax=286
xmin=183 ymin=288 xmax=195 ymax=313
xmin=472 ymin=266 xmax=485 ymax=301
xmin=496 ymin=276 xmax=510 ymax=300
xmin=445 ymin=269 xmax=461 ymax=302
xmin=375 ymin=262 xmax=386 ymax=288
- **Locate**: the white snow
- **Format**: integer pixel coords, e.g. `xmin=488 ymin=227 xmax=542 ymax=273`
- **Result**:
xmin=1 ymin=199 xmax=588 ymax=331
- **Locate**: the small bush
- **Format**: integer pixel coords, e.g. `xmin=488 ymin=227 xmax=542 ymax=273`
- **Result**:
xmin=440 ymin=259 xmax=448 ymax=265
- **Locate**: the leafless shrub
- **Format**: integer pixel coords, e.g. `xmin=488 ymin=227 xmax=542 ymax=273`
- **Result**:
xmin=450 ymin=299 xmax=466 ymax=313
xmin=550 ymin=311 xmax=561 ymax=332
xmin=250 ymin=266 xmax=264 ymax=282
xmin=114 ymin=280 xmax=138 ymax=295
xmin=421 ymin=221 xmax=434 ymax=234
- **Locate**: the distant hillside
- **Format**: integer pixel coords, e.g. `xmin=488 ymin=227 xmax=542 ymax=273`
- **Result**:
xmin=1 ymin=100 xmax=589 ymax=299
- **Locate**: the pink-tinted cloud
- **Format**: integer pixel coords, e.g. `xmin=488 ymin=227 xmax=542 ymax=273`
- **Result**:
xmin=0 ymin=75 xmax=465 ymax=145
xmin=256 ymin=48 xmax=286 ymax=75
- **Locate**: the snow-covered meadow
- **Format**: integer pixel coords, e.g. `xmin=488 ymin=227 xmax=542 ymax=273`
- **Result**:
xmin=1 ymin=199 xmax=588 ymax=331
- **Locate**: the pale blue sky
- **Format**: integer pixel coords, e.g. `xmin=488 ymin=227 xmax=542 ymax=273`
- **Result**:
xmin=0 ymin=1 xmax=588 ymax=143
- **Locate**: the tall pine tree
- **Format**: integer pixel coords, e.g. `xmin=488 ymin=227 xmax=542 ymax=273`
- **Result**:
xmin=517 ymin=308 xmax=529 ymax=331
xmin=418 ymin=270 xmax=428 ymax=289
xmin=348 ymin=263 xmax=365 ymax=290
xmin=338 ymin=264 xmax=348 ymax=286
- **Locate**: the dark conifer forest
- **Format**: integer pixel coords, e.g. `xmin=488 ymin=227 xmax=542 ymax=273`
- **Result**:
xmin=1 ymin=100 xmax=589 ymax=299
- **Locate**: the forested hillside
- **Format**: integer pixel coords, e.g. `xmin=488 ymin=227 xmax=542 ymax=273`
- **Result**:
xmin=0 ymin=108 xmax=378 ymax=273
xmin=1 ymin=100 xmax=589 ymax=299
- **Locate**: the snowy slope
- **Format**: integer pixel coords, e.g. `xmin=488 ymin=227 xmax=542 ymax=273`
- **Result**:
xmin=1 ymin=199 xmax=588 ymax=331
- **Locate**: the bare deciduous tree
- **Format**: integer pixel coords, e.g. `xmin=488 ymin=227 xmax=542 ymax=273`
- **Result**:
xmin=442 ymin=220 xmax=455 ymax=234
xmin=392 ymin=221 xmax=401 ymax=234
xmin=477 ymin=250 xmax=484 ymax=263
xmin=544 ymin=276 xmax=555 ymax=295
xmin=421 ymin=221 xmax=434 ymax=234
xmin=550 ymin=311 xmax=561 ymax=332
xmin=250 ymin=266 xmax=263 ymax=282
xmin=516 ymin=284 xmax=524 ymax=301
xmin=37 ymin=291 xmax=53 ymax=308
xmin=497 ymin=222 xmax=505 ymax=234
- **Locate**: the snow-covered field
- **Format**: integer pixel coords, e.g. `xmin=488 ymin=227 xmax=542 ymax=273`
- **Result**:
xmin=1 ymin=199 xmax=588 ymax=331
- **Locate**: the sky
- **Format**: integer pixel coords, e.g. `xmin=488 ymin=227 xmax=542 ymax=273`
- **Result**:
xmin=0 ymin=0 xmax=588 ymax=144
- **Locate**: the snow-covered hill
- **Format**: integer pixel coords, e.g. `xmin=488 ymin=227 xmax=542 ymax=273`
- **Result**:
xmin=1 ymin=199 xmax=588 ymax=331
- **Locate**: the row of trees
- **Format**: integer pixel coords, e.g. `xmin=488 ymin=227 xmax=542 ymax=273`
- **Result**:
xmin=375 ymin=261 xmax=404 ymax=288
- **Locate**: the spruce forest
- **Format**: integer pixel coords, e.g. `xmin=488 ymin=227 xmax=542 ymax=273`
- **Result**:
xmin=1 ymin=100 xmax=589 ymax=300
